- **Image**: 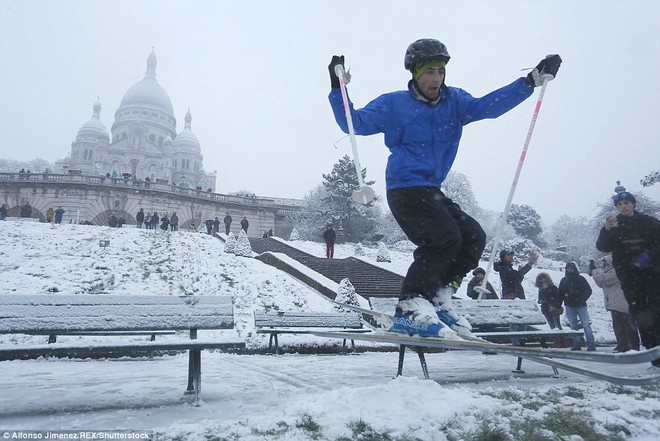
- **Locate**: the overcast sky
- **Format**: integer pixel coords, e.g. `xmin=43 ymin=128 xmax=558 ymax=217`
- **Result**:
xmin=1 ymin=0 xmax=659 ymax=224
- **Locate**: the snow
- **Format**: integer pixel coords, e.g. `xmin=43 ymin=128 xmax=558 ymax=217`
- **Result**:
xmin=0 ymin=220 xmax=658 ymax=440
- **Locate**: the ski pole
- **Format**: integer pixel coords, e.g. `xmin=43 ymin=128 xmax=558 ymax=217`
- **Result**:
xmin=334 ymin=64 xmax=376 ymax=205
xmin=478 ymin=76 xmax=552 ymax=297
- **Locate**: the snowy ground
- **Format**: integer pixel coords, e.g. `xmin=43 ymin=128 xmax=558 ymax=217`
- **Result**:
xmin=0 ymin=220 xmax=658 ymax=440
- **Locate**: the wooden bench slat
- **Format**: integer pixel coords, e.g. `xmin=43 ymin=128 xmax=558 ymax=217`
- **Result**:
xmin=0 ymin=294 xmax=243 ymax=404
xmin=0 ymin=296 xmax=236 ymax=334
xmin=0 ymin=294 xmax=233 ymax=306
xmin=254 ymin=312 xmax=362 ymax=329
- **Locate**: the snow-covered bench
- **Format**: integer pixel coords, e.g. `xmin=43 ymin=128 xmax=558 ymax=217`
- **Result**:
xmin=254 ymin=311 xmax=369 ymax=354
xmin=0 ymin=294 xmax=246 ymax=403
xmin=369 ymin=297 xmax=584 ymax=376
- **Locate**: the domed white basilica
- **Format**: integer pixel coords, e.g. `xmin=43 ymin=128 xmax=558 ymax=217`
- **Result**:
xmin=64 ymin=49 xmax=216 ymax=191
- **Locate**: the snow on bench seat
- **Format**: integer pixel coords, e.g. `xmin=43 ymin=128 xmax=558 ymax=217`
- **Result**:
xmin=0 ymin=294 xmax=245 ymax=404
xmin=254 ymin=311 xmax=369 ymax=354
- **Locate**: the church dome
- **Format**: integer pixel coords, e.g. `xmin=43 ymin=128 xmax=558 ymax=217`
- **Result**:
xmin=76 ymin=99 xmax=109 ymax=140
xmin=173 ymin=109 xmax=201 ymax=152
xmin=119 ymin=49 xmax=174 ymax=116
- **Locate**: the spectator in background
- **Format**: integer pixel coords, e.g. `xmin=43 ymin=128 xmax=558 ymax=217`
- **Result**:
xmin=160 ymin=213 xmax=170 ymax=231
xmin=223 ymin=213 xmax=233 ymax=235
xmin=150 ymin=212 xmax=159 ymax=231
xmin=322 ymin=224 xmax=337 ymax=259
xmin=54 ymin=207 xmax=65 ymax=224
xmin=136 ymin=208 xmax=145 ymax=228
xmin=0 ymin=203 xmax=7 ymax=220
xmin=535 ymin=272 xmax=563 ymax=330
xmin=590 ymin=255 xmax=640 ymax=353
xmin=240 ymin=216 xmax=249 ymax=234
xmin=559 ymin=261 xmax=596 ymax=351
xmin=213 ymin=217 xmax=220 ymax=234
xmin=205 ymin=218 xmax=214 ymax=235
xmin=170 ymin=212 xmax=179 ymax=231
xmin=494 ymin=249 xmax=538 ymax=299
xmin=596 ymin=184 xmax=660 ymax=368
xmin=466 ymin=267 xmax=498 ymax=299
xmin=20 ymin=202 xmax=32 ymax=218
xmin=46 ymin=207 xmax=54 ymax=223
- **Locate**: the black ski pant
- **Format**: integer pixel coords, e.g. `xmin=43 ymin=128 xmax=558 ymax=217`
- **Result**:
xmin=619 ymin=267 xmax=660 ymax=364
xmin=387 ymin=186 xmax=486 ymax=301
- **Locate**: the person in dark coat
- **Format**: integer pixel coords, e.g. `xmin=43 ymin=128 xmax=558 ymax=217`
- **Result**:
xmin=205 ymin=219 xmax=214 ymax=235
xmin=213 ymin=217 xmax=220 ymax=234
xmin=466 ymin=267 xmax=498 ymax=299
xmin=54 ymin=207 xmax=65 ymax=224
xmin=223 ymin=213 xmax=233 ymax=235
xmin=136 ymin=208 xmax=145 ymax=228
xmin=240 ymin=217 xmax=249 ymax=234
xmin=170 ymin=212 xmax=179 ymax=231
xmin=494 ymin=250 xmax=537 ymax=299
xmin=20 ymin=202 xmax=32 ymax=218
xmin=0 ymin=203 xmax=7 ymax=220
xmin=322 ymin=224 xmax=337 ymax=259
xmin=150 ymin=212 xmax=159 ymax=230
xmin=559 ymin=261 xmax=596 ymax=351
xmin=160 ymin=214 xmax=170 ymax=231
xmin=535 ymin=272 xmax=563 ymax=329
xmin=596 ymin=184 xmax=660 ymax=367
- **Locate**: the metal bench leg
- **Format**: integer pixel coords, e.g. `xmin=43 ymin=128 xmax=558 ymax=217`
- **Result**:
xmin=397 ymin=345 xmax=406 ymax=377
xmin=414 ymin=347 xmax=430 ymax=380
xmin=540 ymin=338 xmax=559 ymax=376
xmin=193 ymin=349 xmax=202 ymax=406
xmin=513 ymin=356 xmax=525 ymax=374
xmin=274 ymin=334 xmax=280 ymax=355
xmin=48 ymin=334 xmax=57 ymax=344
xmin=186 ymin=351 xmax=195 ymax=393
xmin=185 ymin=349 xmax=203 ymax=405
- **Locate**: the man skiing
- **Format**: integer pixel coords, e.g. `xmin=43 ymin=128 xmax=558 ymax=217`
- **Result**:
xmin=328 ymin=39 xmax=561 ymax=338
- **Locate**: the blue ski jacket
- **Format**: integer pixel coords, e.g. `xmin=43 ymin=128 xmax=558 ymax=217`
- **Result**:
xmin=329 ymin=78 xmax=533 ymax=190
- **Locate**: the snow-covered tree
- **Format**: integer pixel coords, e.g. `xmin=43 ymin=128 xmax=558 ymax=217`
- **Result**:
xmin=353 ymin=243 xmax=365 ymax=256
xmin=289 ymin=228 xmax=300 ymax=241
xmin=441 ymin=170 xmax=479 ymax=217
xmin=285 ymin=185 xmax=332 ymax=241
xmin=507 ymin=204 xmax=544 ymax=247
xmin=223 ymin=233 xmax=236 ymax=254
xmin=376 ymin=242 xmax=391 ymax=263
xmin=641 ymin=170 xmax=660 ymax=187
xmin=371 ymin=210 xmax=407 ymax=244
xmin=321 ymin=155 xmax=378 ymax=242
xmin=0 ymin=157 xmax=54 ymax=172
xmin=234 ymin=230 xmax=253 ymax=257
xmin=334 ymin=278 xmax=360 ymax=312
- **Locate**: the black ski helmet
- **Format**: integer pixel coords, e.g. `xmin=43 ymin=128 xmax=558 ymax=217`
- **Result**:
xmin=404 ymin=39 xmax=451 ymax=72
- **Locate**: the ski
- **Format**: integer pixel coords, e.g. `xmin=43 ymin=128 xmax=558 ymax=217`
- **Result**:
xmin=518 ymin=353 xmax=660 ymax=386
xmin=312 ymin=330 xmax=660 ymax=386
xmin=332 ymin=301 xmax=660 ymax=365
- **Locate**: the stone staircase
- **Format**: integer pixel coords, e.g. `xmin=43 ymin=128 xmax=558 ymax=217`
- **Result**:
xmin=249 ymin=238 xmax=402 ymax=299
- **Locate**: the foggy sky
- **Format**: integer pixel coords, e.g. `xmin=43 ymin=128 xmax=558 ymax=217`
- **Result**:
xmin=1 ymin=0 xmax=659 ymax=224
